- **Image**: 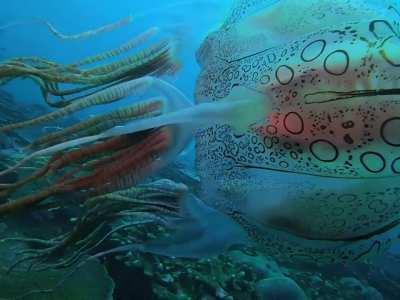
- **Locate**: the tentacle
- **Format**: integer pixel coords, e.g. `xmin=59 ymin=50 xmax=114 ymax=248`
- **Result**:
xmin=0 ymin=15 xmax=133 ymax=40
xmin=80 ymin=40 xmax=174 ymax=77
xmin=2 ymin=180 xmax=186 ymax=275
xmin=0 ymin=77 xmax=153 ymax=132
xmin=0 ymin=188 xmax=57 ymax=216
xmin=0 ymin=134 xmax=141 ymax=197
xmin=29 ymin=98 xmax=163 ymax=149
xmin=69 ymin=129 xmax=170 ymax=191
xmin=0 ymin=128 xmax=170 ymax=216
xmin=0 ymin=36 xmax=179 ymax=109
xmin=0 ymin=39 xmax=175 ymax=84
xmin=68 ymin=26 xmax=159 ymax=68
xmin=0 ymin=77 xmax=189 ymax=177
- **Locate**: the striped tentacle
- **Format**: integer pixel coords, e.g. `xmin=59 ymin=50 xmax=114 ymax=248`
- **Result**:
xmin=0 ymin=187 xmax=59 ymax=216
xmin=0 ymin=39 xmax=176 ymax=86
xmin=69 ymin=129 xmax=170 ymax=192
xmin=0 ymin=135 xmax=139 ymax=216
xmin=0 ymin=77 xmax=153 ymax=132
xmin=11 ymin=57 xmax=60 ymax=68
xmin=17 ymin=40 xmax=174 ymax=84
xmin=29 ymin=99 xmax=163 ymax=149
xmin=5 ymin=57 xmax=58 ymax=69
xmin=83 ymin=134 xmax=148 ymax=171
xmin=0 ymin=130 xmax=171 ymax=216
xmin=81 ymin=40 xmax=173 ymax=77
xmin=101 ymin=180 xmax=188 ymax=216
xmin=44 ymin=15 xmax=134 ymax=40
xmin=65 ymin=101 xmax=163 ymax=144
xmin=93 ymin=130 xmax=171 ymax=195
xmin=0 ymin=156 xmax=57 ymax=198
xmin=0 ymin=134 xmax=139 ymax=198
xmin=33 ymin=27 xmax=160 ymax=105
xmin=91 ymin=194 xmax=181 ymax=217
xmin=69 ymin=26 xmax=159 ymax=68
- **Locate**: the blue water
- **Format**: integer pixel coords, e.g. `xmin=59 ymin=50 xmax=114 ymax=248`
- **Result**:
xmin=2 ymin=1 xmax=400 ymax=299
xmin=0 ymin=0 xmax=230 ymax=107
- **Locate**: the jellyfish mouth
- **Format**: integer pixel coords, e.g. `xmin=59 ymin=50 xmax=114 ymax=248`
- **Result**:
xmin=304 ymin=88 xmax=400 ymax=104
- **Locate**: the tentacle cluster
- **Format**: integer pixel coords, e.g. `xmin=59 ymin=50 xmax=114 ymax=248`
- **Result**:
xmin=0 ymin=126 xmax=171 ymax=216
xmin=0 ymin=26 xmax=179 ymax=112
xmin=0 ymin=24 xmax=187 ymax=282
xmin=1 ymin=179 xmax=186 ymax=273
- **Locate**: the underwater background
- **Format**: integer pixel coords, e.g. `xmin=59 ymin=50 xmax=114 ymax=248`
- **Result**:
xmin=1 ymin=0 xmax=400 ymax=299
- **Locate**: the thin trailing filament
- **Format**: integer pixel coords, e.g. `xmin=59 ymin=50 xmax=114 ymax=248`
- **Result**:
xmin=0 ymin=15 xmax=133 ymax=40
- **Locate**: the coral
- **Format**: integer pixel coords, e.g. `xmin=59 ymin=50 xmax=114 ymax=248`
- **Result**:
xmin=1 ymin=179 xmax=186 ymax=272
xmin=228 ymin=250 xmax=283 ymax=278
xmin=339 ymin=277 xmax=365 ymax=292
xmin=362 ymin=287 xmax=383 ymax=300
xmin=255 ymin=277 xmax=307 ymax=300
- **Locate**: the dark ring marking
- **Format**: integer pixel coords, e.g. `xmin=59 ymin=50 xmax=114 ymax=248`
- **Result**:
xmin=332 ymin=207 xmax=345 ymax=216
xmin=310 ymin=139 xmax=339 ymax=162
xmin=283 ymin=112 xmax=304 ymax=135
xmin=263 ymin=136 xmax=274 ymax=149
xmin=381 ymin=117 xmax=400 ymax=147
xmin=279 ymin=161 xmax=289 ymax=168
xmin=266 ymin=125 xmax=278 ymax=135
xmin=260 ymin=75 xmax=271 ymax=85
xmin=391 ymin=157 xmax=400 ymax=174
xmin=323 ymin=50 xmax=349 ymax=76
xmin=360 ymin=151 xmax=386 ymax=173
xmin=369 ymin=19 xmax=397 ymax=40
xmin=301 ymin=39 xmax=326 ymax=62
xmin=275 ymin=65 xmax=294 ymax=85
xmin=380 ymin=36 xmax=400 ymax=67
xmin=338 ymin=194 xmax=357 ymax=202
xmin=368 ymin=200 xmax=388 ymax=214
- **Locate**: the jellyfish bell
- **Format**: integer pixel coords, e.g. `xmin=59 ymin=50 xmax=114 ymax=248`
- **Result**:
xmin=192 ymin=0 xmax=400 ymax=263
